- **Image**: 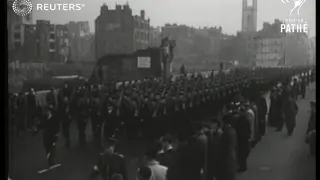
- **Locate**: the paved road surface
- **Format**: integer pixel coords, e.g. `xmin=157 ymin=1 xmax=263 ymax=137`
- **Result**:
xmin=9 ymin=84 xmax=315 ymax=180
xmin=238 ymin=83 xmax=316 ymax=180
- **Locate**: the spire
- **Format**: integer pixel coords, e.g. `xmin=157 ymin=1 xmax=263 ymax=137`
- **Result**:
xmin=253 ymin=0 xmax=257 ymax=11
xmin=243 ymin=0 xmax=247 ymax=9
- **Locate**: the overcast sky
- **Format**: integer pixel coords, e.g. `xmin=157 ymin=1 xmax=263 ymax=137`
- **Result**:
xmin=32 ymin=0 xmax=316 ymax=37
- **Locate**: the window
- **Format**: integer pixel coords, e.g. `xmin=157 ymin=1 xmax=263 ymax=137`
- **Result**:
xmin=50 ymin=26 xmax=55 ymax=32
xmin=26 ymin=14 xmax=31 ymax=21
xmin=14 ymin=33 xmax=21 ymax=39
xmin=49 ymin=42 xmax=55 ymax=49
xmin=14 ymin=25 xmax=20 ymax=30
xmin=14 ymin=42 xmax=21 ymax=49
xmin=49 ymin=34 xmax=55 ymax=39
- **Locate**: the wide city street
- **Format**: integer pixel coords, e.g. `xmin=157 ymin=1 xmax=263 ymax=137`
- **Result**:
xmin=9 ymin=84 xmax=316 ymax=180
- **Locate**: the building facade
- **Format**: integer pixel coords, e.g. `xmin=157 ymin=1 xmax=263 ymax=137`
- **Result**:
xmin=149 ymin=26 xmax=161 ymax=47
xmin=161 ymin=24 xmax=192 ymax=57
xmin=242 ymin=0 xmax=257 ymax=32
xmin=95 ymin=4 xmax=150 ymax=59
xmin=255 ymin=20 xmax=286 ymax=67
xmin=7 ymin=0 xmax=33 ymax=61
xmin=66 ymin=21 xmax=92 ymax=61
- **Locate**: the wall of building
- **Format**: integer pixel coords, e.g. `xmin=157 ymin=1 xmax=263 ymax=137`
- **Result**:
xmin=284 ymin=33 xmax=311 ymax=66
xmin=95 ymin=4 xmax=138 ymax=59
xmin=133 ymin=10 xmax=150 ymax=50
xmin=66 ymin=21 xmax=91 ymax=61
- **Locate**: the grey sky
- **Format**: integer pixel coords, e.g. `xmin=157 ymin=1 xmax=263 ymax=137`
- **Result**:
xmin=32 ymin=0 xmax=316 ymax=37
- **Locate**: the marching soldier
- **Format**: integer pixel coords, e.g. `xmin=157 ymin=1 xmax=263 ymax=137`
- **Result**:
xmin=89 ymin=138 xmax=128 ymax=180
xmin=60 ymin=97 xmax=71 ymax=148
xmin=26 ymin=88 xmax=37 ymax=129
xmin=90 ymin=93 xmax=101 ymax=143
xmin=77 ymin=93 xmax=91 ymax=148
xmin=32 ymin=107 xmax=60 ymax=168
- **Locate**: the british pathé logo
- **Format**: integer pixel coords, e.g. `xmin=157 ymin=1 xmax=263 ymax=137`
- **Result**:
xmin=280 ymin=0 xmax=308 ymax=33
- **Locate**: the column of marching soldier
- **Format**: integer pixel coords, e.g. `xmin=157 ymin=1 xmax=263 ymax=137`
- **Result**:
xmin=8 ymin=66 xmax=315 ymax=180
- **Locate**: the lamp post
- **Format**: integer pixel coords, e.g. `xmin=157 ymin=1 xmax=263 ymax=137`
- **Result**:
xmin=160 ymin=37 xmax=175 ymax=82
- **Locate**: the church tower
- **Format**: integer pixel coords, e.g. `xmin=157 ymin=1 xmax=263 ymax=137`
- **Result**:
xmin=242 ymin=0 xmax=257 ymax=32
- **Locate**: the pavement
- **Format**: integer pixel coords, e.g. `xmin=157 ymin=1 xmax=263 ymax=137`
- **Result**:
xmin=237 ymin=83 xmax=316 ymax=180
xmin=9 ymin=83 xmax=316 ymax=180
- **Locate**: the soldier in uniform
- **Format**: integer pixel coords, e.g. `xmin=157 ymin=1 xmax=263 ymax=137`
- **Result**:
xmin=26 ymin=88 xmax=37 ymax=129
xmin=60 ymin=97 xmax=71 ymax=148
xmin=90 ymin=92 xmax=101 ymax=144
xmin=89 ymin=138 xmax=128 ymax=180
xmin=77 ymin=93 xmax=91 ymax=148
xmin=32 ymin=107 xmax=60 ymax=167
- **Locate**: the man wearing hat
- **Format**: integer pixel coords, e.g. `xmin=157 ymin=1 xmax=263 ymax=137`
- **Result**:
xmin=90 ymin=138 xmax=128 ymax=180
xmin=306 ymin=101 xmax=316 ymax=155
xmin=46 ymin=87 xmax=56 ymax=108
xmin=216 ymin=114 xmax=237 ymax=180
xmin=26 ymin=88 xmax=37 ymax=130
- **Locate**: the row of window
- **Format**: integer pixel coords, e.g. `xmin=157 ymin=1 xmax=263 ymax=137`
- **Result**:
xmin=135 ymin=21 xmax=149 ymax=30
xmin=135 ymin=31 xmax=149 ymax=42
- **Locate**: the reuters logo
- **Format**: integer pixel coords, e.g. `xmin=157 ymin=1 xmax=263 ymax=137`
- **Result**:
xmin=12 ymin=0 xmax=33 ymax=16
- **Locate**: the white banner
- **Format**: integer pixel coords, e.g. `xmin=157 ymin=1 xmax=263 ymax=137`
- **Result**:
xmin=137 ymin=57 xmax=151 ymax=68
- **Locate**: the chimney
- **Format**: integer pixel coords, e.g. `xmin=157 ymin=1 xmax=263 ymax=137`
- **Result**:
xmin=116 ymin=5 xmax=121 ymax=10
xmin=140 ymin=10 xmax=145 ymax=19
xmin=100 ymin=4 xmax=108 ymax=15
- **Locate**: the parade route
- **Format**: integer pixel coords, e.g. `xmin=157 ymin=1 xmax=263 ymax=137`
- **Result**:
xmin=9 ymin=84 xmax=316 ymax=180
xmin=238 ymin=83 xmax=316 ymax=180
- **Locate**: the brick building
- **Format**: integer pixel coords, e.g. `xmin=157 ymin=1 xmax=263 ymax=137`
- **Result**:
xmin=7 ymin=0 xmax=33 ymax=61
xmin=161 ymin=24 xmax=192 ymax=57
xmin=95 ymin=4 xmax=150 ymax=59
xmin=66 ymin=21 xmax=92 ymax=61
xmin=255 ymin=19 xmax=286 ymax=67
xmin=149 ymin=26 xmax=161 ymax=47
xmin=21 ymin=20 xmax=69 ymax=62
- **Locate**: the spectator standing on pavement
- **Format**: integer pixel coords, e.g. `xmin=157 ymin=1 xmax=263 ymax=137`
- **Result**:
xmin=255 ymin=92 xmax=268 ymax=136
xmin=306 ymin=101 xmax=316 ymax=156
xmin=26 ymin=88 xmax=37 ymax=129
xmin=235 ymin=106 xmax=252 ymax=172
xmin=157 ymin=135 xmax=175 ymax=168
xmin=142 ymin=147 xmax=168 ymax=180
xmin=203 ymin=118 xmax=222 ymax=180
xmin=216 ymin=114 xmax=237 ymax=180
xmin=137 ymin=166 xmax=152 ymax=180
xmin=281 ymin=88 xmax=299 ymax=136
xmin=90 ymin=138 xmax=128 ymax=180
